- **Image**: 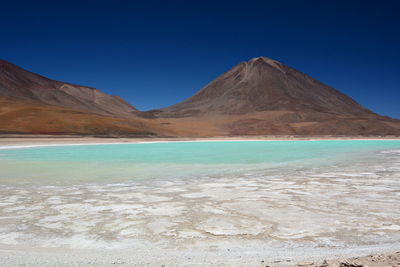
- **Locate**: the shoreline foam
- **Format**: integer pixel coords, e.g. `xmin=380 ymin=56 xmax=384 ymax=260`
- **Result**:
xmin=0 ymin=136 xmax=399 ymax=150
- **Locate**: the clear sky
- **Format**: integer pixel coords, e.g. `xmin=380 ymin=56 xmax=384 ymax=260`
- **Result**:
xmin=1 ymin=0 xmax=399 ymax=118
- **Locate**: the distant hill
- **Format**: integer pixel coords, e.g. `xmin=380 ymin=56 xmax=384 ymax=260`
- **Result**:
xmin=0 ymin=59 xmax=138 ymax=118
xmin=1 ymin=57 xmax=399 ymax=136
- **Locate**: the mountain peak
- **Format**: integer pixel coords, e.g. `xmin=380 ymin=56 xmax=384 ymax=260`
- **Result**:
xmin=249 ymin=56 xmax=275 ymax=62
xmin=150 ymin=57 xmax=373 ymax=117
xmin=247 ymin=56 xmax=285 ymax=73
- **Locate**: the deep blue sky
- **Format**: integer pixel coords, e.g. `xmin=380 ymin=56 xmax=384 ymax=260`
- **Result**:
xmin=1 ymin=0 xmax=399 ymax=118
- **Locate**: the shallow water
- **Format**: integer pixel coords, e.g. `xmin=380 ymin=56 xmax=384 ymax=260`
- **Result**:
xmin=1 ymin=140 xmax=399 ymax=185
xmin=0 ymin=141 xmax=399 ymax=258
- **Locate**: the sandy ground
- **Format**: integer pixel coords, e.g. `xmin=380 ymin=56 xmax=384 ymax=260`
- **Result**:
xmin=0 ymin=135 xmax=399 ymax=266
xmin=298 ymin=251 xmax=400 ymax=267
xmin=0 ymin=248 xmax=398 ymax=266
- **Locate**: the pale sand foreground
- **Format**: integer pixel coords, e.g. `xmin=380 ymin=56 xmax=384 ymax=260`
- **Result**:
xmin=0 ymin=135 xmax=399 ymax=266
xmin=0 ymin=247 xmax=399 ymax=266
xmin=297 ymin=251 xmax=400 ymax=267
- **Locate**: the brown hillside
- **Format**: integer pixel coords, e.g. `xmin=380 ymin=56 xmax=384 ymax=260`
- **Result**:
xmin=0 ymin=97 xmax=165 ymax=135
xmin=0 ymin=60 xmax=138 ymax=118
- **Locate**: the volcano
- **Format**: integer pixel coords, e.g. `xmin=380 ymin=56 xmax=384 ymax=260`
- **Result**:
xmin=149 ymin=57 xmax=374 ymax=117
xmin=143 ymin=57 xmax=399 ymax=136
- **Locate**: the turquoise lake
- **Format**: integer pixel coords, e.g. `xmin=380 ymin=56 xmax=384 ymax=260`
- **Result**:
xmin=0 ymin=140 xmax=399 ymax=258
xmin=1 ymin=140 xmax=400 ymax=185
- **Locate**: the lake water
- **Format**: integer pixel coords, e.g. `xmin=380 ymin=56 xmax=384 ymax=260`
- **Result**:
xmin=0 ymin=140 xmax=399 ymax=263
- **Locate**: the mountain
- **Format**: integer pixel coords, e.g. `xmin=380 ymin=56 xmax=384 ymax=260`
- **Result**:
xmin=0 ymin=59 xmax=138 ymax=118
xmin=143 ymin=57 xmax=400 ymax=136
xmin=148 ymin=57 xmax=374 ymax=117
xmin=0 ymin=57 xmax=399 ymax=136
xmin=0 ymin=59 xmax=171 ymax=136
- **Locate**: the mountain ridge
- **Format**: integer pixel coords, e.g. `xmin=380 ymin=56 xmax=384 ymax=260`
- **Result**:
xmin=0 ymin=57 xmax=399 ymax=136
xmin=0 ymin=59 xmax=138 ymax=118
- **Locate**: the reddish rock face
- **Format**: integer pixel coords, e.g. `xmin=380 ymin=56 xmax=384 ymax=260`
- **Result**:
xmin=150 ymin=57 xmax=374 ymax=118
xmin=0 ymin=59 xmax=138 ymax=118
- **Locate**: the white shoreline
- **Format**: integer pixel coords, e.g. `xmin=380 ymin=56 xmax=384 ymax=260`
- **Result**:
xmin=1 ymin=138 xmax=399 ymax=150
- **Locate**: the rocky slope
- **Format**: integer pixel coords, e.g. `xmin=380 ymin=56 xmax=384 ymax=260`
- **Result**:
xmin=0 ymin=59 xmax=138 ymax=118
xmin=148 ymin=57 xmax=374 ymax=117
xmin=0 ymin=96 xmax=162 ymax=135
xmin=144 ymin=57 xmax=399 ymax=136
